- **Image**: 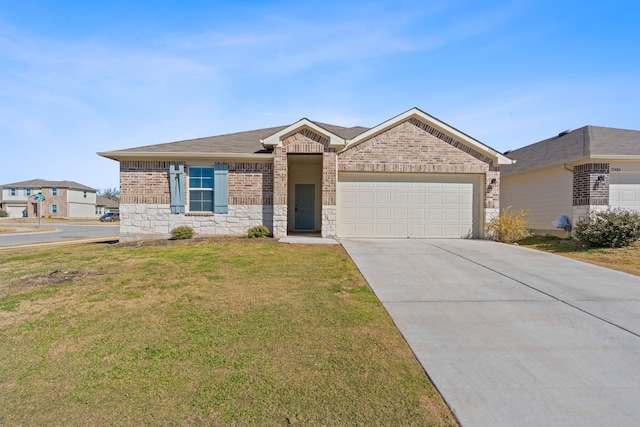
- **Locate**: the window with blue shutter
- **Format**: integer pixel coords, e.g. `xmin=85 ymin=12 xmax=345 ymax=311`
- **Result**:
xmin=189 ymin=167 xmax=214 ymax=212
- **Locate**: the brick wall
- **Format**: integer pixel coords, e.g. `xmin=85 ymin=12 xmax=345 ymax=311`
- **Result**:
xmin=228 ymin=162 xmax=273 ymax=205
xmin=573 ymin=163 xmax=609 ymax=206
xmin=338 ymin=119 xmax=492 ymax=174
xmin=42 ymin=188 xmax=68 ymax=217
xmin=121 ymin=161 xmax=172 ymax=204
xmin=120 ymin=160 xmax=274 ymax=206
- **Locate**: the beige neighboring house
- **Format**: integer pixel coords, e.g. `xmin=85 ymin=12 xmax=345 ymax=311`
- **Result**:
xmin=99 ymin=107 xmax=514 ymax=241
xmin=96 ymin=196 xmax=120 ymax=217
xmin=501 ymin=126 xmax=640 ymax=235
xmin=0 ymin=179 xmax=97 ymax=219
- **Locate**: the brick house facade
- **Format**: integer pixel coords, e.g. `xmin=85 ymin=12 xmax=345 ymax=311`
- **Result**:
xmin=99 ymin=108 xmax=513 ymax=241
xmin=0 ymin=180 xmax=97 ymax=219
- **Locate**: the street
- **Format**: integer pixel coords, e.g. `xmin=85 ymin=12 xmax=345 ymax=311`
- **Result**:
xmin=0 ymin=222 xmax=119 ymax=247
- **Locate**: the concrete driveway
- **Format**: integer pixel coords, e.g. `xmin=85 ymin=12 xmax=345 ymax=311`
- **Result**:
xmin=341 ymin=238 xmax=640 ymax=427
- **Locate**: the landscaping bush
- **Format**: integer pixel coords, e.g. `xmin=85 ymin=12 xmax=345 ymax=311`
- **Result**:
xmin=486 ymin=206 xmax=532 ymax=243
xmin=574 ymin=208 xmax=640 ymax=248
xmin=0 ymin=209 xmax=8 ymax=218
xmin=170 ymin=226 xmax=195 ymax=240
xmin=247 ymin=225 xmax=270 ymax=238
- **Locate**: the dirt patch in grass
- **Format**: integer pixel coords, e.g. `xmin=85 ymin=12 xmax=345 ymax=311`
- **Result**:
xmin=0 ymin=238 xmax=457 ymax=426
xmin=518 ymin=236 xmax=640 ymax=277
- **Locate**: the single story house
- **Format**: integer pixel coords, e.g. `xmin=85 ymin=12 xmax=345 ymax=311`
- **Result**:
xmin=0 ymin=179 xmax=97 ymax=219
xmin=98 ymin=108 xmax=514 ymax=241
xmin=96 ymin=196 xmax=120 ymax=217
xmin=501 ymin=126 xmax=640 ymax=235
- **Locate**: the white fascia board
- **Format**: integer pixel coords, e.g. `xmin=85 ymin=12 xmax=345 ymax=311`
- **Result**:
xmin=97 ymin=151 xmax=274 ymax=162
xmin=590 ymin=155 xmax=640 ymax=161
xmin=345 ymin=108 xmax=514 ymax=166
xmin=260 ymin=119 xmax=346 ymax=148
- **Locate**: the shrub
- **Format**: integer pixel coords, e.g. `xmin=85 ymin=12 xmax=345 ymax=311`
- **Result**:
xmin=0 ymin=209 xmax=8 ymax=218
xmin=486 ymin=206 xmax=532 ymax=243
xmin=247 ymin=225 xmax=271 ymax=238
xmin=170 ymin=226 xmax=195 ymax=240
xmin=574 ymin=208 xmax=640 ymax=248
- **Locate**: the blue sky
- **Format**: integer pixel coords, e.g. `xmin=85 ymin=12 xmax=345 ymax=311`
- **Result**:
xmin=1 ymin=0 xmax=638 ymax=190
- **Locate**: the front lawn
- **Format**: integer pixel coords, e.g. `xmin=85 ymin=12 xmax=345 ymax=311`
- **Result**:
xmin=0 ymin=238 xmax=456 ymax=426
xmin=518 ymin=235 xmax=640 ymax=277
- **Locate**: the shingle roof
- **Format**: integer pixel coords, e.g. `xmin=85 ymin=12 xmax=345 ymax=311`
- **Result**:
xmin=1 ymin=179 xmax=96 ymax=191
xmin=96 ymin=196 xmax=119 ymax=208
xmin=501 ymin=125 xmax=640 ymax=176
xmin=103 ymin=122 xmax=370 ymax=156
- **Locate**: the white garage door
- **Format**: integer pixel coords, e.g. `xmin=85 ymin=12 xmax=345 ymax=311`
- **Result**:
xmin=610 ymin=175 xmax=640 ymax=211
xmin=337 ymin=173 xmax=479 ymax=238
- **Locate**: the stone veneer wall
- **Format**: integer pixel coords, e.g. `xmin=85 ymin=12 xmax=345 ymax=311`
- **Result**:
xmin=272 ymin=129 xmax=337 ymax=238
xmin=119 ymin=160 xmax=274 ymax=240
xmin=338 ymin=118 xmax=500 ymax=236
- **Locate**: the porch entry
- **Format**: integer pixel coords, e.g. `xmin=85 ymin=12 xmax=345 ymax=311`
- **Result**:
xmin=294 ymin=184 xmax=315 ymax=230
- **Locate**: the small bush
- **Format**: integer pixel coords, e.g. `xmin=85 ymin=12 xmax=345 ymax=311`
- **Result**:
xmin=0 ymin=209 xmax=8 ymax=218
xmin=247 ymin=225 xmax=271 ymax=238
xmin=486 ymin=206 xmax=532 ymax=243
xmin=574 ymin=208 xmax=640 ymax=248
xmin=170 ymin=226 xmax=195 ymax=240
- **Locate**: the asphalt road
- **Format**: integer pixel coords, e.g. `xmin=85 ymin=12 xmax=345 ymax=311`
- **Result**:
xmin=0 ymin=222 xmax=119 ymax=247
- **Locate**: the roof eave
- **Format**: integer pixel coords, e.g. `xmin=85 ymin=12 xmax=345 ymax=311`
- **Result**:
xmin=97 ymin=151 xmax=274 ymax=161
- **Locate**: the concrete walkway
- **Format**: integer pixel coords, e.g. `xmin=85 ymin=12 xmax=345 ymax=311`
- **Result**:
xmin=341 ymin=238 xmax=640 ymax=427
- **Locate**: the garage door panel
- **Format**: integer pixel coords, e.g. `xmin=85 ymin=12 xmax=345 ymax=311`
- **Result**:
xmin=338 ymin=173 xmax=479 ymax=238
xmin=610 ymin=175 xmax=640 ymax=211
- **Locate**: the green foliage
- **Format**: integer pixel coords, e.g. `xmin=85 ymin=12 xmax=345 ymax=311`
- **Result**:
xmin=486 ymin=206 xmax=532 ymax=243
xmin=0 ymin=209 xmax=8 ymax=218
xmin=170 ymin=226 xmax=195 ymax=240
xmin=574 ymin=208 xmax=640 ymax=248
xmin=247 ymin=225 xmax=270 ymax=238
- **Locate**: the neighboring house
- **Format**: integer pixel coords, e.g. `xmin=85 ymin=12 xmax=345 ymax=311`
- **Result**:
xmin=96 ymin=196 xmax=120 ymax=217
xmin=0 ymin=179 xmax=97 ymax=219
xmin=501 ymin=126 xmax=640 ymax=235
xmin=98 ymin=108 xmax=514 ymax=241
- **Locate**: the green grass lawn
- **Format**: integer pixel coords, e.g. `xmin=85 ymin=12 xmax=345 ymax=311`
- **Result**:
xmin=518 ymin=235 xmax=640 ymax=277
xmin=0 ymin=238 xmax=456 ymax=426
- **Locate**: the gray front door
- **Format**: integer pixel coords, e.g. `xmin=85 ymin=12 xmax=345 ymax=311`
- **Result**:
xmin=295 ymin=184 xmax=315 ymax=230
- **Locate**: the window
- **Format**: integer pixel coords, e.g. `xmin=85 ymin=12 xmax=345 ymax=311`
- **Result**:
xmin=49 ymin=188 xmax=58 ymax=196
xmin=9 ymin=188 xmax=17 ymax=196
xmin=24 ymin=188 xmax=33 ymax=196
xmin=189 ymin=167 xmax=214 ymax=211
xmin=48 ymin=205 xmax=59 ymax=214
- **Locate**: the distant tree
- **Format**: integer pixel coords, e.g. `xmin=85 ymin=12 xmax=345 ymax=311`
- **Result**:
xmin=98 ymin=187 xmax=120 ymax=201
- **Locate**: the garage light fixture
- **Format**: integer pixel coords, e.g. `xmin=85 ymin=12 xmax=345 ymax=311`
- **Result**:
xmin=490 ymin=178 xmax=498 ymax=186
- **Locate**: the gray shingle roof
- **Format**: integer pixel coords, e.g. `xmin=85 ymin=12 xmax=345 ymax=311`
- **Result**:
xmin=1 ymin=179 xmax=96 ymax=191
xmin=103 ymin=122 xmax=370 ymax=156
xmin=96 ymin=195 xmax=119 ymax=208
xmin=502 ymin=125 xmax=640 ymax=176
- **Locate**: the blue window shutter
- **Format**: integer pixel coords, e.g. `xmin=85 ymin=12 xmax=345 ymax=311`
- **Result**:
xmin=213 ymin=164 xmax=228 ymax=214
xmin=47 ymin=205 xmax=52 ymax=214
xmin=169 ymin=163 xmax=185 ymax=214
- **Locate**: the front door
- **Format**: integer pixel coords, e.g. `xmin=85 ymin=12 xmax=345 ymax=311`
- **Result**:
xmin=295 ymin=184 xmax=315 ymax=230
